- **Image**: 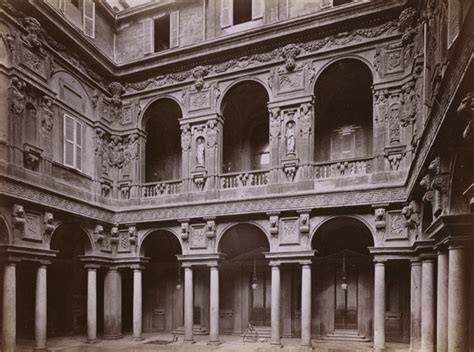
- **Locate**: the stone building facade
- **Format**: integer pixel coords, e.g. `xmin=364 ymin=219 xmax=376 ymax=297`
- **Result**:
xmin=0 ymin=0 xmax=473 ymax=351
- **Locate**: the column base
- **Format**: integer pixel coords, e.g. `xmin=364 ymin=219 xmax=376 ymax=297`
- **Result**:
xmin=207 ymin=340 xmax=221 ymax=346
xmin=86 ymin=338 xmax=99 ymax=344
xmin=102 ymin=334 xmax=122 ymax=340
xmin=183 ymin=339 xmax=195 ymax=344
xmin=133 ymin=337 xmax=144 ymax=342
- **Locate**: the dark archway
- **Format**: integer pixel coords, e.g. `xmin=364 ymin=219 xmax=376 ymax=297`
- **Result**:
xmin=221 ymin=82 xmax=270 ymax=173
xmin=48 ymin=224 xmax=93 ymax=337
xmin=218 ymin=223 xmax=270 ymax=332
xmin=144 ymin=99 xmax=182 ymax=183
xmin=141 ymin=230 xmax=183 ymax=332
xmin=449 ymin=151 xmax=474 ymax=214
xmin=314 ymin=59 xmax=373 ymax=163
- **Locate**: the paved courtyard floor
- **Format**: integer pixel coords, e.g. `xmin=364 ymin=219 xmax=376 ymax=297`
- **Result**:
xmin=15 ymin=333 xmax=410 ymax=351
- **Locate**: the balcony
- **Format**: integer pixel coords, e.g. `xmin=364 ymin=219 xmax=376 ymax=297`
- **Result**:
xmin=313 ymin=157 xmax=373 ymax=179
xmin=142 ymin=180 xmax=182 ymax=198
xmin=220 ymin=170 xmax=269 ymax=189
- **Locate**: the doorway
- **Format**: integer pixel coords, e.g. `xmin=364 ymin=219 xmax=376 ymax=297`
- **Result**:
xmin=250 ymin=270 xmax=271 ymax=326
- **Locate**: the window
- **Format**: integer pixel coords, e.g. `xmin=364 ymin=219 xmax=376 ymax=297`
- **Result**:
xmin=143 ymin=12 xmax=179 ymax=55
xmin=82 ymin=0 xmax=95 ymax=38
xmin=63 ymin=114 xmax=83 ymax=171
xmin=221 ymin=0 xmax=263 ymax=28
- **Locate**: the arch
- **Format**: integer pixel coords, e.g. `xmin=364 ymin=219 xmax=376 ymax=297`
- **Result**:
xmin=217 ymin=222 xmax=271 ymax=258
xmin=218 ymin=77 xmax=272 ymax=112
xmin=143 ymin=98 xmax=183 ymax=182
xmin=50 ymin=70 xmax=93 ymax=117
xmin=0 ymin=214 xmax=12 ymax=245
xmin=49 ymin=223 xmax=94 ymax=255
xmin=310 ymin=216 xmax=375 ymax=255
xmin=139 ymin=95 xmax=184 ymax=129
xmin=139 ymin=227 xmax=183 ymax=258
xmin=0 ymin=34 xmax=11 ymax=67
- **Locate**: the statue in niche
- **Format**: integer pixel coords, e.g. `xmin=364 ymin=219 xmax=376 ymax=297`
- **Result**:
xmin=196 ymin=137 xmax=205 ymax=167
xmin=286 ymin=121 xmax=296 ymax=155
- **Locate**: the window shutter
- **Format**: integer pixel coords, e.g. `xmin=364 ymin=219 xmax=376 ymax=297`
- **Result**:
xmin=252 ymin=0 xmax=264 ymax=19
xmin=169 ymin=11 xmax=180 ymax=48
xmin=83 ymin=0 xmax=95 ymax=38
xmin=447 ymin=0 xmax=460 ymax=48
xmin=75 ymin=121 xmax=83 ymax=170
xmin=64 ymin=115 xmax=75 ymax=167
xmin=143 ymin=18 xmax=154 ymax=55
xmin=221 ymin=0 xmax=232 ymax=28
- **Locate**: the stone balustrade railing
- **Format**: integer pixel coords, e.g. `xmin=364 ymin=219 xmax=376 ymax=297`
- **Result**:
xmin=313 ymin=157 xmax=373 ymax=179
xmin=221 ymin=170 xmax=269 ymax=189
xmin=142 ymin=180 xmax=182 ymax=198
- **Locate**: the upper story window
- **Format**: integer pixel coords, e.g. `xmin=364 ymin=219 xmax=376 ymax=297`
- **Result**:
xmin=221 ymin=0 xmax=263 ymax=28
xmin=45 ymin=0 xmax=95 ymax=38
xmin=143 ymin=11 xmax=179 ymax=54
xmin=63 ymin=114 xmax=83 ymax=171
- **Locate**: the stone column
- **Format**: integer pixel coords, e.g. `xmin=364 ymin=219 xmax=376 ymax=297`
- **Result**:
xmin=410 ymin=260 xmax=422 ymax=352
xmin=34 ymin=264 xmax=47 ymax=351
xmin=301 ymin=262 xmax=312 ymax=347
xmin=2 ymin=262 xmax=16 ymax=352
xmin=103 ymin=268 xmax=122 ymax=339
xmin=421 ymin=258 xmax=435 ymax=352
xmin=448 ymin=246 xmax=470 ymax=352
xmin=436 ymin=251 xmax=448 ymax=352
xmin=270 ymin=263 xmax=281 ymax=346
xmin=184 ymin=267 xmax=194 ymax=344
xmin=86 ymin=266 xmax=98 ymax=343
xmin=133 ymin=268 xmax=142 ymax=341
xmin=208 ymin=265 xmax=220 ymax=345
xmin=373 ymin=261 xmax=385 ymax=351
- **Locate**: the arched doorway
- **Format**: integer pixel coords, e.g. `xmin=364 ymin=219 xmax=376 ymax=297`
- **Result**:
xmin=218 ymin=224 xmax=270 ymax=334
xmin=221 ymin=82 xmax=270 ymax=173
xmin=141 ymin=230 xmax=183 ymax=333
xmin=48 ymin=224 xmax=93 ymax=337
xmin=312 ymin=217 xmax=374 ymax=340
xmin=144 ymin=99 xmax=182 ymax=183
xmin=314 ymin=59 xmax=373 ymax=164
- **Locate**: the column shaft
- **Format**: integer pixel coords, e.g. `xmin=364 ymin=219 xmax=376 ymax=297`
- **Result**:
xmin=34 ymin=264 xmax=47 ymax=351
xmin=133 ymin=269 xmax=142 ymax=341
xmin=270 ymin=265 xmax=281 ymax=346
xmin=2 ymin=263 xmax=16 ymax=352
xmin=87 ymin=268 xmax=97 ymax=343
xmin=209 ymin=266 xmax=220 ymax=345
xmin=373 ymin=262 xmax=385 ymax=351
xmin=184 ymin=267 xmax=194 ymax=343
xmin=448 ymin=247 xmax=469 ymax=352
xmin=301 ymin=264 xmax=312 ymax=347
xmin=410 ymin=261 xmax=422 ymax=351
xmin=437 ymin=252 xmax=448 ymax=352
xmin=421 ymin=259 xmax=435 ymax=352
xmin=103 ymin=268 xmax=122 ymax=339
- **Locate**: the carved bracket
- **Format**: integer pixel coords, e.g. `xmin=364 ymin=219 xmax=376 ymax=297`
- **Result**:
xmin=192 ymin=169 xmax=207 ymax=191
xmin=94 ymin=224 xmax=105 ymax=244
xmin=269 ymin=214 xmax=279 ymax=237
xmin=374 ymin=207 xmax=387 ymax=230
xmin=299 ymin=212 xmax=310 ymax=235
xmin=43 ymin=212 xmax=54 ymax=236
xmin=282 ymin=157 xmax=299 ymax=182
xmin=180 ymin=221 xmax=190 ymax=241
xmin=205 ymin=219 xmax=216 ymax=239
xmin=12 ymin=204 xmax=25 ymax=227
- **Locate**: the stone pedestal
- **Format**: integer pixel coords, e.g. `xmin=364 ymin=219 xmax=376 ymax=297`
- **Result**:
xmin=448 ymin=246 xmax=469 ymax=352
xmin=421 ymin=259 xmax=435 ymax=352
xmin=103 ymin=268 xmax=122 ymax=339
xmin=436 ymin=252 xmax=448 ymax=352
xmin=34 ymin=264 xmax=47 ymax=351
xmin=410 ymin=260 xmax=422 ymax=352
xmin=184 ymin=267 xmax=194 ymax=344
xmin=373 ymin=261 xmax=385 ymax=351
xmin=133 ymin=268 xmax=142 ymax=341
xmin=270 ymin=264 xmax=281 ymax=346
xmin=208 ymin=265 xmax=220 ymax=345
xmin=86 ymin=267 xmax=98 ymax=343
xmin=301 ymin=263 xmax=312 ymax=347
xmin=2 ymin=263 xmax=16 ymax=352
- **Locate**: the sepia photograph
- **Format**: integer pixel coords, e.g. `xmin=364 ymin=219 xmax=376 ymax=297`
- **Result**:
xmin=0 ymin=0 xmax=473 ymax=351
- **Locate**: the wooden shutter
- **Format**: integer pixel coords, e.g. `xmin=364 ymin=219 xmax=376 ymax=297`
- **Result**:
xmin=221 ymin=0 xmax=232 ymax=28
xmin=83 ymin=0 xmax=95 ymax=38
xmin=64 ymin=115 xmax=75 ymax=167
xmin=143 ymin=18 xmax=154 ymax=54
xmin=447 ymin=0 xmax=460 ymax=47
xmin=75 ymin=121 xmax=83 ymax=170
xmin=252 ymin=0 xmax=264 ymax=19
xmin=169 ymin=11 xmax=180 ymax=48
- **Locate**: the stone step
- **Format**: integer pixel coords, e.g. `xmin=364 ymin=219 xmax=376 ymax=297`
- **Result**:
xmin=172 ymin=325 xmax=209 ymax=335
xmin=322 ymin=330 xmax=371 ymax=342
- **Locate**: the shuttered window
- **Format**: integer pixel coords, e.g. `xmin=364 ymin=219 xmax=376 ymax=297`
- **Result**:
xmin=143 ymin=18 xmax=154 ymax=54
xmin=83 ymin=0 xmax=95 ymax=38
xmin=252 ymin=0 xmax=263 ymax=19
xmin=64 ymin=114 xmax=83 ymax=171
xmin=221 ymin=0 xmax=233 ymax=28
xmin=169 ymin=11 xmax=180 ymax=48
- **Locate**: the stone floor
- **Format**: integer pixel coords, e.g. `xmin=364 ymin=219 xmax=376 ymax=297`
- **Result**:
xmin=15 ymin=333 xmax=410 ymax=351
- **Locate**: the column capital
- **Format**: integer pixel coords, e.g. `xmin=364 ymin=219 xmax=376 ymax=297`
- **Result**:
xmin=84 ymin=264 xmax=100 ymax=270
xmin=269 ymin=261 xmax=281 ymax=268
xmin=410 ymin=258 xmax=422 ymax=266
xmin=300 ymin=260 xmax=312 ymax=266
xmin=373 ymin=258 xmax=387 ymax=265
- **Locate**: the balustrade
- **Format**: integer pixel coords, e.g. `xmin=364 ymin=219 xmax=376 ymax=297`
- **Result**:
xmin=220 ymin=170 xmax=269 ymax=189
xmin=141 ymin=180 xmax=182 ymax=198
xmin=313 ymin=157 xmax=372 ymax=179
